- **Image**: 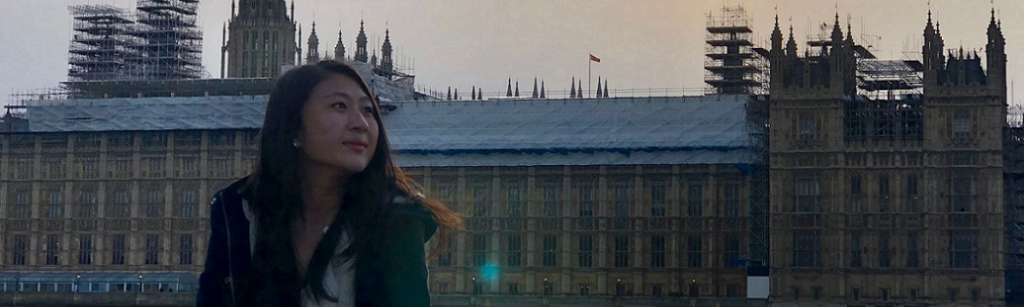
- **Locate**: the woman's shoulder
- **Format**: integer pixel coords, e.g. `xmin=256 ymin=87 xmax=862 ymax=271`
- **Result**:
xmin=386 ymin=189 xmax=438 ymax=242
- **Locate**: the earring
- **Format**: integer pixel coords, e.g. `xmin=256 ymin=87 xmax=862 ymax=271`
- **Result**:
xmin=292 ymin=139 xmax=301 ymax=148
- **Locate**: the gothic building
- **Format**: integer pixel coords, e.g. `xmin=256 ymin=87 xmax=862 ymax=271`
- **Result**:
xmin=222 ymin=0 xmax=298 ymax=78
xmin=768 ymin=9 xmax=1007 ymax=307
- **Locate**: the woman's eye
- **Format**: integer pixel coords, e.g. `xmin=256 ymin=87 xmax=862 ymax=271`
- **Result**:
xmin=331 ymin=102 xmax=347 ymax=109
xmin=362 ymin=107 xmax=374 ymax=114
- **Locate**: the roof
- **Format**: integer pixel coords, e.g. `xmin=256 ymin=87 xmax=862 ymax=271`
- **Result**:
xmin=20 ymin=95 xmax=753 ymax=166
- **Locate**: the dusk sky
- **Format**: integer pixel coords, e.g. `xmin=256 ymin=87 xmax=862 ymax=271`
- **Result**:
xmin=1 ymin=0 xmax=1022 ymax=106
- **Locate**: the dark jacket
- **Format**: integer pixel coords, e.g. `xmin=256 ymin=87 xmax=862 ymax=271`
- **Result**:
xmin=195 ymin=177 xmax=438 ymax=307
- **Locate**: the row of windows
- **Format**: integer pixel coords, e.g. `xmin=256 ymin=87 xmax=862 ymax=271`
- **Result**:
xmin=432 ymin=179 xmax=743 ymax=218
xmin=5 ymin=131 xmax=250 ymax=151
xmin=801 ymin=108 xmax=972 ymax=142
xmin=791 ymin=230 xmax=979 ymax=269
xmin=440 ymin=281 xmax=736 ymax=297
xmin=790 ymin=286 xmax=983 ymax=303
xmin=7 ymin=156 xmax=245 ymax=180
xmin=7 ymin=234 xmax=195 ymax=266
xmin=793 ymin=173 xmax=976 ymax=213
xmin=7 ymin=189 xmax=199 ymax=219
xmin=437 ymin=233 xmax=742 ymax=269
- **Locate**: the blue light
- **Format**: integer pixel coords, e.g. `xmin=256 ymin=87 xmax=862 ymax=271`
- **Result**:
xmin=481 ymin=264 xmax=500 ymax=281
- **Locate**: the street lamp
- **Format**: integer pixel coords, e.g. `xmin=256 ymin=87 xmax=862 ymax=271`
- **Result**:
xmin=75 ymin=274 xmax=81 ymax=293
xmin=138 ymin=274 xmax=143 ymax=293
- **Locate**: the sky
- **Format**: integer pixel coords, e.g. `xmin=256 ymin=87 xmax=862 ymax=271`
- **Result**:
xmin=1 ymin=0 xmax=1023 ymax=106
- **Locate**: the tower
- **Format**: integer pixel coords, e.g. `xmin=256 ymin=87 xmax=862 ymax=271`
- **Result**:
xmin=704 ymin=5 xmax=765 ymax=95
xmin=355 ymin=20 xmax=369 ymax=63
xmin=380 ymin=29 xmax=394 ymax=73
xmin=306 ymin=22 xmax=320 ymax=64
xmin=334 ymin=31 xmax=346 ymax=61
xmin=226 ymin=0 xmax=298 ymax=78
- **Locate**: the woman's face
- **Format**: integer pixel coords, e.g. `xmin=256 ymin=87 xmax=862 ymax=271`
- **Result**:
xmin=297 ymin=74 xmax=379 ymax=176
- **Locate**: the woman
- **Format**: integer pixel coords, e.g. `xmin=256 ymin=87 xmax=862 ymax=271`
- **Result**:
xmin=196 ymin=60 xmax=460 ymax=307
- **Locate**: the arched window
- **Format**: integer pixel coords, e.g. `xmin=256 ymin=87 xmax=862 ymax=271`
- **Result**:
xmin=273 ymin=32 xmax=279 ymax=52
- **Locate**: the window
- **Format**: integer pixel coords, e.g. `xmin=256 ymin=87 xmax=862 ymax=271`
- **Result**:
xmin=79 ymin=190 xmax=96 ymax=218
xmin=951 ymin=176 xmax=974 ymax=213
xmin=112 ymin=234 xmax=126 ymax=265
xmin=651 ymin=235 xmax=665 ymax=268
xmin=852 ymin=288 xmax=861 ymax=301
xmin=910 ymin=288 xmax=919 ymax=301
xmin=472 ymin=183 xmax=489 ymax=217
xmin=542 ymin=235 xmax=557 ymax=267
xmin=145 ymin=234 xmax=160 ymax=265
xmin=651 ymin=284 xmax=663 ymax=297
xmin=614 ymin=182 xmax=630 ymax=218
xmin=878 ymin=175 xmax=890 ymax=212
xmin=650 ymin=183 xmax=666 ymax=217
xmin=724 ymin=183 xmax=740 ymax=217
xmin=11 ymin=235 xmax=27 ymax=265
xmin=792 ymin=231 xmax=821 ymax=267
xmin=799 ymin=114 xmax=815 ymax=142
xmin=543 ymin=282 xmax=554 ymax=295
xmin=615 ymin=282 xmax=626 ymax=296
xmin=112 ymin=189 xmax=130 ymax=218
xmin=906 ymin=175 xmax=919 ymax=212
xmin=792 ymin=286 xmax=800 ymax=300
xmin=813 ymin=286 xmax=822 ymax=301
xmin=79 ymin=234 xmax=93 ymax=265
xmin=148 ymin=157 xmax=163 ymax=173
xmin=47 ymin=190 xmax=63 ymax=219
xmin=180 ymin=235 xmax=193 ymax=265
xmin=727 ymin=285 xmax=742 ymax=298
xmin=953 ymin=111 xmax=971 ymax=140
xmin=542 ymin=184 xmax=559 ymax=217
xmin=578 ymin=182 xmax=595 ymax=217
xmin=907 ymin=231 xmax=920 ymax=268
xmin=850 ymin=233 xmax=862 ymax=268
xmin=950 ymin=230 xmax=978 ymax=268
xmin=687 ymin=184 xmax=703 ymax=217
xmin=614 ymin=235 xmax=629 ymax=268
xmin=181 ymin=189 xmax=196 ymax=218
xmin=948 ymin=288 xmax=959 ymax=302
xmin=689 ymin=283 xmax=700 ymax=297
xmin=579 ymin=284 xmax=590 ymax=296
xmin=795 ymin=178 xmax=820 ymax=212
xmin=472 ymin=282 xmax=484 ymax=295
xmin=687 ymin=235 xmax=702 ymax=268
xmin=437 ymin=234 xmax=453 ymax=266
xmin=578 ymin=235 xmax=593 ymax=267
xmin=507 ymin=184 xmax=523 ymax=217
xmin=45 ymin=235 xmax=60 ymax=265
xmin=507 ymin=283 xmax=519 ymax=295
xmin=15 ymin=190 xmax=30 ymax=219
xmin=472 ymin=234 xmax=487 ymax=266
xmin=879 ymin=232 xmax=891 ymax=268
xmin=147 ymin=189 xmax=163 ymax=217
xmin=724 ymin=234 xmax=740 ymax=267
xmin=182 ymin=158 xmax=196 ymax=171
xmin=108 ymin=133 xmax=134 ymax=147
xmin=971 ymin=288 xmax=980 ymax=302
xmin=506 ymin=234 xmax=521 ymax=267
xmin=437 ymin=282 xmax=449 ymax=295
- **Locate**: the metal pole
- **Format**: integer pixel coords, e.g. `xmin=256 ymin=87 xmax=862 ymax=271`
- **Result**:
xmin=588 ymin=57 xmax=591 ymax=99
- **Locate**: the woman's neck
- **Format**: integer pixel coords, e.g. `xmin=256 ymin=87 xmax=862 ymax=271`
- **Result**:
xmin=299 ymin=162 xmax=350 ymax=223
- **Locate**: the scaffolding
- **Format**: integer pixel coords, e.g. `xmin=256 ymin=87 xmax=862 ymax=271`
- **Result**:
xmin=704 ymin=5 xmax=767 ymax=95
xmin=127 ymin=0 xmax=203 ymax=80
xmin=746 ymin=95 xmax=770 ymax=265
xmin=68 ymin=5 xmax=139 ymax=82
xmin=843 ymin=58 xmax=925 ymax=143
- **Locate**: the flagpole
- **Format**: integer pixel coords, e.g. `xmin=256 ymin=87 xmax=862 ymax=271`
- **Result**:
xmin=588 ymin=54 xmax=592 ymax=99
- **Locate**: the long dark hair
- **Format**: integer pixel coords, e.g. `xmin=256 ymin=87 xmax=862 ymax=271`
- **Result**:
xmin=241 ymin=60 xmax=460 ymax=306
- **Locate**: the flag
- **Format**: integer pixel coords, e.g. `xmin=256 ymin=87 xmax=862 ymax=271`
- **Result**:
xmin=589 ymin=54 xmax=601 ymax=63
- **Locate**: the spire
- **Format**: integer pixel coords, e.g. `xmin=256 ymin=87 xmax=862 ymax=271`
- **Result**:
xmin=831 ymin=12 xmax=843 ymax=46
xmin=290 ymin=0 xmax=295 ymax=22
xmin=596 ymin=76 xmax=602 ymax=97
xmin=447 ymin=87 xmax=451 ymax=100
xmin=532 ymin=78 xmax=539 ymax=98
xmin=381 ymin=29 xmax=394 ymax=73
xmin=355 ymin=20 xmax=369 ymax=62
xmin=231 ymin=0 xmax=236 ymax=18
xmin=771 ymin=13 xmax=784 ymax=52
xmin=454 ymin=88 xmax=459 ymax=100
xmin=786 ymin=23 xmax=798 ymax=57
xmin=220 ymin=22 xmax=227 ymax=79
xmin=506 ymin=78 xmax=513 ymax=97
xmin=478 ymin=88 xmax=483 ymax=100
xmin=298 ymin=24 xmax=303 ymax=64
xmin=540 ymin=81 xmax=546 ymax=99
xmin=472 ymin=86 xmax=476 ymax=100
xmin=603 ymin=79 xmax=609 ymax=98
xmin=570 ymin=76 xmax=576 ymax=98
xmin=307 ymin=22 xmax=320 ymax=63
xmin=334 ymin=31 xmax=346 ymax=60
xmin=514 ymin=81 xmax=520 ymax=97
xmin=579 ymin=80 xmax=583 ymax=98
